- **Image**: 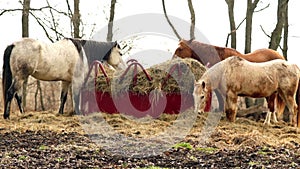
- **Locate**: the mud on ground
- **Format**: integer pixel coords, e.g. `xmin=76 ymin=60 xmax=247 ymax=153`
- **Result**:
xmin=1 ymin=110 xmax=300 ymax=168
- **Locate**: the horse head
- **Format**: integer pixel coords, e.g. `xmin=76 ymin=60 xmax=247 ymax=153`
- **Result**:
xmin=173 ymin=39 xmax=222 ymax=66
xmin=107 ymin=41 xmax=127 ymax=70
xmin=173 ymin=39 xmax=193 ymax=59
xmin=193 ymin=79 xmax=211 ymax=113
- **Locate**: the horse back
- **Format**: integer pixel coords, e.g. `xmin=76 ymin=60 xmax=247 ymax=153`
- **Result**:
xmin=222 ymin=57 xmax=293 ymax=97
xmin=244 ymin=48 xmax=285 ymax=62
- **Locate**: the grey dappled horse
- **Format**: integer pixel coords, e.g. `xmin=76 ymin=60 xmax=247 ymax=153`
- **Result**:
xmin=2 ymin=38 xmax=126 ymax=119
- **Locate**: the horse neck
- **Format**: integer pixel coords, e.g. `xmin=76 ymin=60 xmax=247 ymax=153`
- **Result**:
xmin=191 ymin=51 xmax=203 ymax=64
xmin=189 ymin=42 xmax=221 ymax=66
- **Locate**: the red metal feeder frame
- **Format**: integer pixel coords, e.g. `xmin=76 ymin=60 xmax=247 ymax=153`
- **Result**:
xmin=80 ymin=60 xmax=211 ymax=116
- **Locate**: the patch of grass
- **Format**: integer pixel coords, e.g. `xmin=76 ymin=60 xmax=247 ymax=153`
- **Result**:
xmin=18 ymin=155 xmax=27 ymax=161
xmin=38 ymin=145 xmax=49 ymax=150
xmin=172 ymin=142 xmax=193 ymax=150
xmin=248 ymin=161 xmax=259 ymax=166
xmin=257 ymin=150 xmax=268 ymax=155
xmin=196 ymin=147 xmax=218 ymax=154
xmin=257 ymin=146 xmax=273 ymax=156
xmin=56 ymin=157 xmax=64 ymax=162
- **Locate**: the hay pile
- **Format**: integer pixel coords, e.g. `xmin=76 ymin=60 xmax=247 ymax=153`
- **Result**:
xmin=95 ymin=58 xmax=206 ymax=95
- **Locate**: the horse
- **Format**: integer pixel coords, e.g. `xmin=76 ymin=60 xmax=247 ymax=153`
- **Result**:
xmin=173 ymin=39 xmax=286 ymax=121
xmin=193 ymin=56 xmax=300 ymax=127
xmin=173 ymin=39 xmax=285 ymax=66
xmin=2 ymin=37 xmax=126 ymax=119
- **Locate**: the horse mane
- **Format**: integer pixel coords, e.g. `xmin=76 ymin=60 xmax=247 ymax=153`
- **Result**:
xmin=66 ymin=38 xmax=117 ymax=65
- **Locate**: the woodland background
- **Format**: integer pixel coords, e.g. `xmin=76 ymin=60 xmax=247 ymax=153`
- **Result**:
xmin=0 ymin=0 xmax=295 ymax=112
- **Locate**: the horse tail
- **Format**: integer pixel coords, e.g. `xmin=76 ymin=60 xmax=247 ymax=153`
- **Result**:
xmin=2 ymin=44 xmax=15 ymax=107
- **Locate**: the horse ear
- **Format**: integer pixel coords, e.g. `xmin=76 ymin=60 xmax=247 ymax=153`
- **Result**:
xmin=113 ymin=41 xmax=118 ymax=47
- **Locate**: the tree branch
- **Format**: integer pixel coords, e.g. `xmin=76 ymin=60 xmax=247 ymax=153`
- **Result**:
xmin=162 ymin=0 xmax=182 ymax=40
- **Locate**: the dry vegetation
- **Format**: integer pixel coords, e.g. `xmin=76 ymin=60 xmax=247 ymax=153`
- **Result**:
xmin=1 ymin=58 xmax=300 ymax=168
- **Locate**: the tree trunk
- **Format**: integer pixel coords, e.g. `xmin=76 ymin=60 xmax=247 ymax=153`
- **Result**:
xmin=22 ymin=0 xmax=31 ymax=109
xmin=244 ymin=0 xmax=259 ymax=54
xmin=187 ymin=0 xmax=195 ymax=40
xmin=244 ymin=0 xmax=259 ymax=108
xmin=107 ymin=0 xmax=116 ymax=42
xmin=225 ymin=0 xmax=237 ymax=49
xmin=269 ymin=0 xmax=288 ymax=53
xmin=73 ymin=0 xmax=80 ymax=38
xmin=282 ymin=1 xmax=288 ymax=59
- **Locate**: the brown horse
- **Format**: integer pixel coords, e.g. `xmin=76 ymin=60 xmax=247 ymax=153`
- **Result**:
xmin=173 ymin=39 xmax=285 ymax=66
xmin=193 ymin=56 xmax=300 ymax=127
xmin=174 ymin=39 xmax=286 ymax=120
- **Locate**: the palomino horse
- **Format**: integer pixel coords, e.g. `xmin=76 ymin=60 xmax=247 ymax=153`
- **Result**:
xmin=174 ymin=39 xmax=286 ymax=120
xmin=2 ymin=37 xmax=126 ymax=119
xmin=193 ymin=56 xmax=300 ymax=127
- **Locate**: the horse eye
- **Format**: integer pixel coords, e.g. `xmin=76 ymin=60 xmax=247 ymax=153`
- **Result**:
xmin=200 ymin=96 xmax=205 ymax=99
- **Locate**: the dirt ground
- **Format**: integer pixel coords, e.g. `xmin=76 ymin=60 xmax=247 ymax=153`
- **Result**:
xmin=1 ymin=109 xmax=300 ymax=168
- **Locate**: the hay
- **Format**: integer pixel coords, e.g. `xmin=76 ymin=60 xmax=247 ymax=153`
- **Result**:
xmin=95 ymin=58 xmax=206 ymax=95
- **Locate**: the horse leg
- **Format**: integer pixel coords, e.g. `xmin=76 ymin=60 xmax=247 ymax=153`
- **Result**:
xmin=225 ymin=91 xmax=238 ymax=122
xmin=4 ymin=79 xmax=23 ymax=119
xmin=58 ymin=81 xmax=71 ymax=114
xmin=280 ymin=91 xmax=298 ymax=127
xmin=264 ymin=93 xmax=277 ymax=125
xmin=14 ymin=93 xmax=24 ymax=114
xmin=3 ymin=83 xmax=16 ymax=119
xmin=73 ymin=88 xmax=81 ymax=115
xmin=286 ymin=97 xmax=298 ymax=127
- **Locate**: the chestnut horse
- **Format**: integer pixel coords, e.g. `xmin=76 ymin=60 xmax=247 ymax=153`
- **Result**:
xmin=193 ymin=56 xmax=300 ymax=127
xmin=174 ymin=39 xmax=286 ymax=120
xmin=173 ymin=39 xmax=285 ymax=66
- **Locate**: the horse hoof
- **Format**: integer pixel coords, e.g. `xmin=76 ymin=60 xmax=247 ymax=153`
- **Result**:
xmin=3 ymin=114 xmax=9 ymax=119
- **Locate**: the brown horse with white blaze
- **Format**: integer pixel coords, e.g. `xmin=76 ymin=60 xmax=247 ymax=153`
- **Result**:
xmin=174 ymin=39 xmax=286 ymax=121
xmin=193 ymin=56 xmax=300 ymax=127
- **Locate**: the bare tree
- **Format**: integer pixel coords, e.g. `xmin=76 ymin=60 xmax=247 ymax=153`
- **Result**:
xmin=282 ymin=1 xmax=288 ymax=59
xmin=162 ymin=0 xmax=182 ymax=40
xmin=21 ymin=0 xmax=31 ymax=109
xmin=73 ymin=0 xmax=80 ymax=38
xmin=107 ymin=0 xmax=116 ymax=41
xmin=244 ymin=0 xmax=260 ymax=54
xmin=269 ymin=0 xmax=288 ymax=58
xmin=187 ymin=0 xmax=195 ymax=40
xmin=225 ymin=0 xmax=237 ymax=48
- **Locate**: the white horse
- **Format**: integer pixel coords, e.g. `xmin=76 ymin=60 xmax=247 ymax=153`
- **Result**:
xmin=2 ymin=37 xmax=126 ymax=119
